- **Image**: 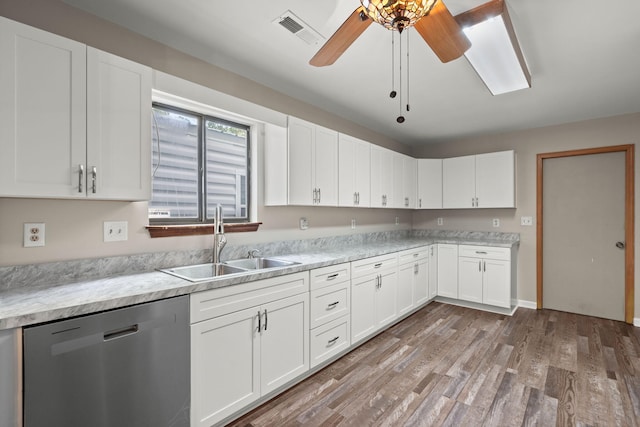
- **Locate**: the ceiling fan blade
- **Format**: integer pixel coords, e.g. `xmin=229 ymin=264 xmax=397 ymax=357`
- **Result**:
xmin=414 ymin=1 xmax=471 ymax=63
xmin=309 ymin=7 xmax=372 ymax=67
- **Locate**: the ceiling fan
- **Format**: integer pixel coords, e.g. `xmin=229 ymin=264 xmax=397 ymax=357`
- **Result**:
xmin=309 ymin=0 xmax=472 ymax=67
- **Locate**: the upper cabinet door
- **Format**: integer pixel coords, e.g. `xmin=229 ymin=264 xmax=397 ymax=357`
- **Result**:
xmin=338 ymin=134 xmax=370 ymax=207
xmin=403 ymin=155 xmax=417 ymax=209
xmin=314 ymin=124 xmax=338 ymax=206
xmin=442 ymin=155 xmax=476 ymax=209
xmin=370 ymin=145 xmax=393 ymax=208
xmin=475 ymin=150 xmax=515 ymax=208
xmin=0 ymin=16 xmax=87 ymax=198
xmin=287 ymin=117 xmax=314 ymax=205
xmin=417 ymin=159 xmax=442 ymax=209
xmin=87 ymin=48 xmax=151 ymax=200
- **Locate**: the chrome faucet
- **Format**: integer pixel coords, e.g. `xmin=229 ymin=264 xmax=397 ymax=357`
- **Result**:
xmin=213 ymin=204 xmax=227 ymax=264
xmin=248 ymin=249 xmax=261 ymax=259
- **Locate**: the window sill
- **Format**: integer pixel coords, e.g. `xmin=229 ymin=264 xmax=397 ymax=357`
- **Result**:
xmin=146 ymin=222 xmax=262 ymax=238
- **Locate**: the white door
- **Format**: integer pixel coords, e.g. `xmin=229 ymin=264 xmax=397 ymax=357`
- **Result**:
xmin=458 ymin=257 xmax=483 ymax=303
xmin=287 ymin=117 xmax=314 ymax=205
xmin=314 ymin=125 xmax=338 ymax=206
xmin=0 ymin=16 xmax=87 ymax=198
xmin=437 ymin=244 xmax=459 ymax=298
xmin=260 ymin=294 xmax=309 ymax=394
xmin=87 ymin=47 xmax=151 ymax=200
xmin=442 ymin=155 xmax=475 ymax=208
xmin=417 ymin=159 xmax=443 ymax=209
xmin=543 ymin=151 xmax=626 ymax=321
xmin=190 ymin=307 xmax=260 ymax=427
xmin=397 ymin=262 xmax=415 ymax=316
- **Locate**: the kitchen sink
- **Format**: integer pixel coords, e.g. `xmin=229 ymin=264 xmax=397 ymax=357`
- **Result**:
xmin=160 ymin=263 xmax=247 ymax=282
xmin=224 ymin=257 xmax=300 ymax=270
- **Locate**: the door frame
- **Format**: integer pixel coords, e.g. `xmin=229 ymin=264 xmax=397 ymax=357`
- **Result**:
xmin=536 ymin=144 xmax=635 ymax=323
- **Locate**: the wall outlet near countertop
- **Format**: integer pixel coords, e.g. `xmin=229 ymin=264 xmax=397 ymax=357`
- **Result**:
xmin=351 ymin=219 xmax=356 ymax=229
xmin=437 ymin=217 xmax=443 ymax=226
xmin=492 ymin=218 xmax=500 ymax=228
xmin=104 ymin=221 xmax=128 ymax=242
xmin=299 ymin=217 xmax=309 ymax=230
xmin=24 ymin=223 xmax=45 ymax=247
xmin=521 ymin=216 xmax=533 ymax=226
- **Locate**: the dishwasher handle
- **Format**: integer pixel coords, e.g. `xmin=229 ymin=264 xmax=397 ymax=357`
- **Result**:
xmin=103 ymin=324 xmax=139 ymax=341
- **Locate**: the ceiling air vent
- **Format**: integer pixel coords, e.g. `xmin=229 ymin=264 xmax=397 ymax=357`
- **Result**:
xmin=274 ymin=10 xmax=325 ymax=46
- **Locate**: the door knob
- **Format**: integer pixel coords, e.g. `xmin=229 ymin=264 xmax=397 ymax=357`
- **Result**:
xmin=616 ymin=241 xmax=625 ymax=249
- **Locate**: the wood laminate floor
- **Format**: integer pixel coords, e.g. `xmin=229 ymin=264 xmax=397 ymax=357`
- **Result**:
xmin=228 ymin=302 xmax=640 ymax=427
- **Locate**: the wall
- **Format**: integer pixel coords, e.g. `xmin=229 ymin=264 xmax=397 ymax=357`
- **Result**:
xmin=413 ymin=113 xmax=640 ymax=313
xmin=0 ymin=0 xmax=412 ymax=267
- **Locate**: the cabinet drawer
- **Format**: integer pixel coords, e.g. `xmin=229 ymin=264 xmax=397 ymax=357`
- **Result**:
xmin=351 ymin=253 xmax=398 ymax=278
xmin=310 ymin=316 xmax=350 ymax=368
xmin=397 ymin=247 xmax=428 ymax=265
xmin=310 ymin=263 xmax=350 ymax=290
xmin=310 ymin=282 xmax=350 ymax=329
xmin=190 ymin=271 xmax=309 ymax=323
xmin=458 ymin=245 xmax=510 ymax=261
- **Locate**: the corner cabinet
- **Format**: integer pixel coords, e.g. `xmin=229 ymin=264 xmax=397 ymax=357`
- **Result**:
xmin=442 ymin=150 xmax=515 ymax=209
xmin=436 ymin=244 xmax=459 ymax=298
xmin=0 ymin=17 xmax=151 ymax=200
xmin=190 ymin=272 xmax=309 ymax=427
xmin=288 ymin=116 xmax=338 ymax=206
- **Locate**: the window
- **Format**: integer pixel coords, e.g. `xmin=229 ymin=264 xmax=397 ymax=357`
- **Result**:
xmin=149 ymin=104 xmax=250 ymax=223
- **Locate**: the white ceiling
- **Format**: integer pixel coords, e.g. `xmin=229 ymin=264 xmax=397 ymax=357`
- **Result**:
xmin=63 ymin=0 xmax=640 ymax=146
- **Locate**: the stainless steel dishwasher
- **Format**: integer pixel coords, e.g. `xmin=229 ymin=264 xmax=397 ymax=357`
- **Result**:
xmin=23 ymin=295 xmax=189 ymax=427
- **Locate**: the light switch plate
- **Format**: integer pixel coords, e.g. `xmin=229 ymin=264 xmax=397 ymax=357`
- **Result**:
xmin=104 ymin=221 xmax=128 ymax=242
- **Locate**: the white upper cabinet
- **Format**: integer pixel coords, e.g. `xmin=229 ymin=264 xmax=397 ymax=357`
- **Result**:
xmin=0 ymin=16 xmax=87 ymax=198
xmin=402 ymin=155 xmax=417 ymax=209
xmin=370 ymin=145 xmax=394 ymax=208
xmin=338 ymin=134 xmax=370 ymax=207
xmin=417 ymin=159 xmax=442 ymax=209
xmin=442 ymin=150 xmax=515 ymax=209
xmin=288 ymin=116 xmax=338 ymax=206
xmin=87 ymin=47 xmax=151 ymax=200
xmin=0 ymin=17 xmax=152 ymax=200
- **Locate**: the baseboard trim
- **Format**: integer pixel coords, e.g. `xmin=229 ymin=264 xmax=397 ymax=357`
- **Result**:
xmin=634 ymin=318 xmax=640 ymax=327
xmin=518 ymin=300 xmax=537 ymax=310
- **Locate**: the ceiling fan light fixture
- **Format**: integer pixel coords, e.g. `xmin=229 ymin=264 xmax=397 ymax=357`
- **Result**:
xmin=360 ymin=0 xmax=438 ymax=32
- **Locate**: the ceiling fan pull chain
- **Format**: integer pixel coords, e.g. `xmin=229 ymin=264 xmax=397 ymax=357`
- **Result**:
xmin=390 ymin=31 xmax=396 ymax=99
xmin=408 ymin=31 xmax=411 ymax=113
xmin=397 ymin=30 xmax=405 ymax=123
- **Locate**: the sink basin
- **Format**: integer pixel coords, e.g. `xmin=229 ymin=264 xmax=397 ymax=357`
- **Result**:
xmin=224 ymin=257 xmax=299 ymax=270
xmin=160 ymin=263 xmax=247 ymax=282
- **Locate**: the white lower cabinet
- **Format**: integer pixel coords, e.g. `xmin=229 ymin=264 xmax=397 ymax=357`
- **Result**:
xmin=309 ymin=263 xmax=351 ymax=368
xmin=351 ymin=253 xmax=398 ymax=344
xmin=428 ymin=245 xmax=438 ymax=300
xmin=397 ymin=247 xmax=429 ymax=314
xmin=458 ymin=245 xmax=512 ymax=308
xmin=190 ymin=272 xmax=309 ymax=427
xmin=437 ymin=244 xmax=459 ymax=298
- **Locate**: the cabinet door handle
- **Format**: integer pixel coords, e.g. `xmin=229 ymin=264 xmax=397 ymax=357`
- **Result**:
xmin=404 ymin=197 xmax=409 ymax=207
xmin=327 ymin=336 xmax=340 ymax=345
xmin=414 ymin=263 xmax=419 ymax=274
xmin=379 ymin=274 xmax=383 ymax=288
xmin=256 ymin=310 xmax=262 ymax=332
xmin=327 ymin=301 xmax=339 ymax=309
xmin=354 ymin=192 xmax=357 ymax=205
xmin=264 ymin=309 xmax=268 ymax=331
xmin=479 ymin=261 xmax=482 ymax=272
xmin=327 ymin=273 xmax=339 ymax=280
xmin=78 ymin=164 xmax=84 ymax=193
xmin=318 ymin=188 xmax=321 ymax=204
xmin=91 ymin=166 xmax=97 ymax=194
xmin=419 ymin=198 xmax=422 ymax=208
xmin=483 ymin=261 xmax=486 ymax=272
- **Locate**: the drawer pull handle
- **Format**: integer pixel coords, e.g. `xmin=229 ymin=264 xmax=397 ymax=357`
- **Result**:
xmin=374 ymin=263 xmax=383 ymax=268
xmin=104 ymin=324 xmax=138 ymax=341
xmin=327 ymin=336 xmax=340 ymax=345
xmin=413 ymin=253 xmax=419 ymax=257
xmin=475 ymin=251 xmax=488 ymax=255
xmin=326 ymin=273 xmax=339 ymax=280
xmin=327 ymin=301 xmax=339 ymax=309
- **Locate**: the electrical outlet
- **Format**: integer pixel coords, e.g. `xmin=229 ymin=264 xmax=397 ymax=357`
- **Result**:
xmin=351 ymin=219 xmax=356 ymax=230
xmin=395 ymin=217 xmax=399 ymax=226
xmin=437 ymin=217 xmax=443 ymax=226
xmin=492 ymin=218 xmax=500 ymax=228
xmin=299 ymin=217 xmax=309 ymax=230
xmin=521 ymin=216 xmax=533 ymax=226
xmin=24 ymin=223 xmax=45 ymax=247
xmin=104 ymin=221 xmax=128 ymax=242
